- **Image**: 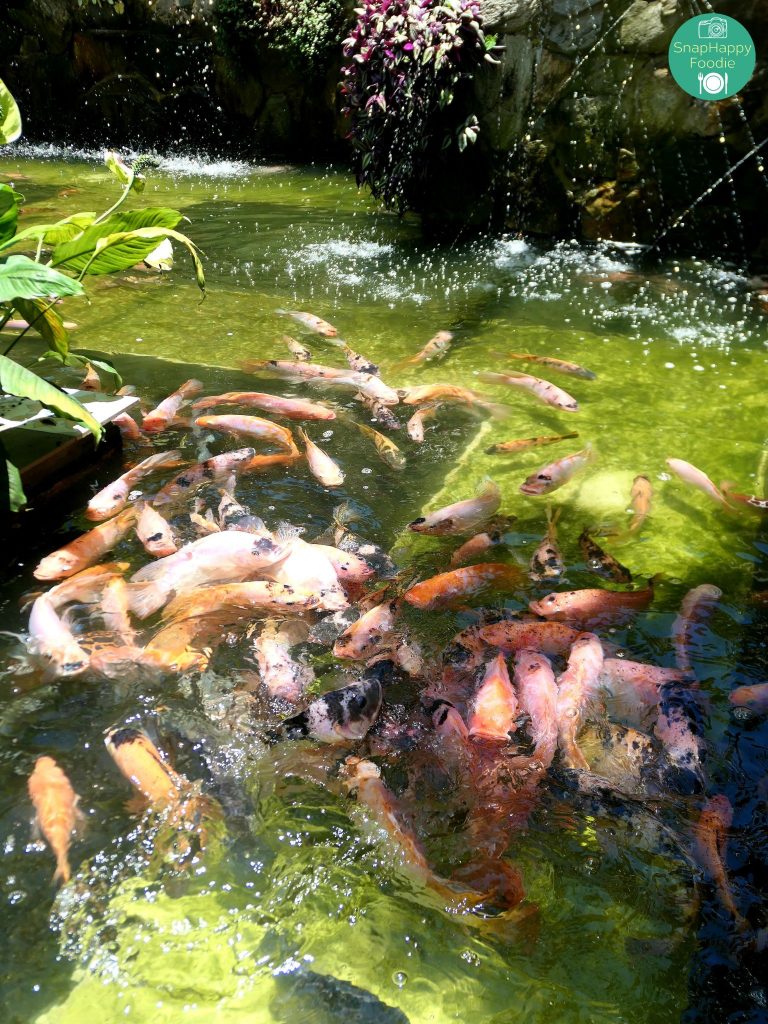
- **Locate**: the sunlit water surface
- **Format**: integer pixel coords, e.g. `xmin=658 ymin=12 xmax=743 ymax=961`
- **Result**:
xmin=0 ymin=146 xmax=767 ymax=1024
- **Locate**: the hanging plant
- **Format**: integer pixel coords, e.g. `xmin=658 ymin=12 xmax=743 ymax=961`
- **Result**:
xmin=340 ymin=0 xmax=498 ymax=213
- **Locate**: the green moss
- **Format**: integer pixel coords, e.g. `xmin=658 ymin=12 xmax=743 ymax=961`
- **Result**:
xmin=215 ymin=0 xmax=349 ymax=70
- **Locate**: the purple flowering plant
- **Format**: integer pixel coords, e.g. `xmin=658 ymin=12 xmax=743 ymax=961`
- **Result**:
xmin=340 ymin=0 xmax=498 ymax=213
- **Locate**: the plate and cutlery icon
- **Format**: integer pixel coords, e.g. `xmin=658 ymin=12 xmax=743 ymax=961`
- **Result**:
xmin=698 ymin=71 xmax=728 ymax=95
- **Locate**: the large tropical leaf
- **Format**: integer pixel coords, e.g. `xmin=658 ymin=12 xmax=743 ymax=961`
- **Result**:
xmin=0 ymin=212 xmax=97 ymax=254
xmin=0 ymin=79 xmax=22 ymax=145
xmin=0 ymin=254 xmax=85 ymax=302
xmin=87 ymin=226 xmax=205 ymax=292
xmin=12 ymin=297 xmax=69 ymax=358
xmin=0 ymin=184 xmax=22 ymax=245
xmin=43 ymin=350 xmax=123 ymax=391
xmin=4 ymin=458 xmax=26 ymax=512
xmin=51 ymin=208 xmax=183 ymax=273
xmin=0 ymin=354 xmax=101 ymax=439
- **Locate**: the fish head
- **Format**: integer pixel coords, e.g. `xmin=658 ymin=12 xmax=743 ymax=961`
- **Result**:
xmin=528 ymin=594 xmax=565 ymax=618
xmin=34 ymin=551 xmax=81 ymax=580
xmin=305 ymin=677 xmax=383 ymax=743
xmin=520 ymin=473 xmax=552 ymax=496
xmin=47 ymin=643 xmax=89 ymax=677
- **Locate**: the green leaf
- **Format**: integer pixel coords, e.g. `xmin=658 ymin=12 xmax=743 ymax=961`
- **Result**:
xmin=12 ymin=297 xmax=69 ymax=358
xmin=88 ymin=226 xmax=205 ymax=293
xmin=51 ymin=208 xmax=183 ymax=274
xmin=45 ymin=351 xmax=123 ymax=391
xmin=0 ymin=79 xmax=22 ymax=145
xmin=0 ymin=213 xmax=97 ymax=254
xmin=104 ymin=150 xmax=133 ymax=187
xmin=0 ymin=354 xmax=102 ymax=439
xmin=5 ymin=458 xmax=25 ymax=511
xmin=0 ymin=184 xmax=22 ymax=244
xmin=0 ymin=255 xmax=85 ymax=302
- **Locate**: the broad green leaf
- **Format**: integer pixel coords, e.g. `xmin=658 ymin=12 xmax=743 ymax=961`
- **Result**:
xmin=0 ymin=255 xmax=85 ymax=302
xmin=104 ymin=150 xmax=133 ymax=187
xmin=0 ymin=213 xmax=96 ymax=254
xmin=12 ymin=297 xmax=69 ymax=358
xmin=43 ymin=350 xmax=123 ymax=391
xmin=0 ymin=79 xmax=22 ymax=145
xmin=89 ymin=226 xmax=205 ymax=293
xmin=0 ymin=354 xmax=102 ymax=439
xmin=5 ymin=458 xmax=25 ymax=511
xmin=51 ymin=207 xmax=183 ymax=273
xmin=0 ymin=184 xmax=22 ymax=244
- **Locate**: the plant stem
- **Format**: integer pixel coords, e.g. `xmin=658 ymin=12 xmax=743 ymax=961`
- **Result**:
xmin=2 ymin=299 xmax=59 ymax=357
xmin=93 ymin=175 xmax=134 ymax=226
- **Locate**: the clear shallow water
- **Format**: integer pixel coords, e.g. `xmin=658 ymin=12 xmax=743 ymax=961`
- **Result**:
xmin=0 ymin=148 xmax=767 ymax=1023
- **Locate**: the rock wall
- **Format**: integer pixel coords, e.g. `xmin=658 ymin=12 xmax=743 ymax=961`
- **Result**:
xmin=3 ymin=0 xmax=767 ymax=256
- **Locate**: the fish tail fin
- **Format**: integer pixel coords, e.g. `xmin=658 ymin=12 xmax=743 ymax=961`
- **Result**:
xmin=482 ymin=401 xmax=512 ymax=420
xmin=478 ymin=372 xmax=503 ymax=384
xmin=296 ymin=426 xmax=309 ymax=446
xmin=180 ymin=379 xmax=204 ymax=398
xmin=127 ymin=580 xmax=170 ymax=619
xmin=53 ymin=854 xmax=71 ymax=886
xmin=562 ymin=431 xmax=580 ymax=440
xmin=149 ymin=449 xmax=186 ymax=471
xmin=546 ymin=505 xmax=561 ymax=531
xmin=275 ymin=521 xmax=301 ymax=544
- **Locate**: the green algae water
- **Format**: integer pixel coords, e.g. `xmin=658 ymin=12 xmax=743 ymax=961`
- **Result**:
xmin=1 ymin=147 xmax=767 ymax=1024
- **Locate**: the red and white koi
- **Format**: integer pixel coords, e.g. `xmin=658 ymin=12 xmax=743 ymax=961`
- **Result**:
xmin=86 ymin=450 xmax=184 ymax=521
xmin=408 ymin=478 xmax=501 ymax=536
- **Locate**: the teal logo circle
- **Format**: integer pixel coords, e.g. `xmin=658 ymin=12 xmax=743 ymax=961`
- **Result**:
xmin=668 ymin=14 xmax=756 ymax=99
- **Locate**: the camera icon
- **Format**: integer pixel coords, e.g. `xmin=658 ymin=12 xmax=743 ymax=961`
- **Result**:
xmin=698 ymin=15 xmax=728 ymax=38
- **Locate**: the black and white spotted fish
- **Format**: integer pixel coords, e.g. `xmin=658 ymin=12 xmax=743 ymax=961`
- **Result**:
xmin=280 ymin=664 xmax=392 ymax=743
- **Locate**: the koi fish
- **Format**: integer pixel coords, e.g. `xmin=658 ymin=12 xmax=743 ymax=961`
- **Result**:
xmin=194 ymin=414 xmax=296 ymax=451
xmin=666 ymin=459 xmax=734 ymax=510
xmin=142 ymin=379 xmax=204 ymax=433
xmin=217 ymin=489 xmax=265 ymax=533
xmin=671 ymin=583 xmax=722 ymax=677
xmin=729 ymin=682 xmax=768 ymax=713
xmin=579 ymin=528 xmax=632 ymax=584
xmin=111 ymin=412 xmax=146 ymax=443
xmin=691 ymin=795 xmax=748 ymax=930
xmin=468 ymin=654 xmax=518 ymax=742
xmin=28 ymin=756 xmax=83 ymax=884
xmin=34 ymin=507 xmax=137 ymax=580
xmin=191 ymin=391 xmax=336 ymax=421
xmin=408 ymin=478 xmax=501 ymax=536
xmin=355 ymin=393 xmax=400 ymax=431
xmin=104 ymin=727 xmax=185 ymax=809
xmin=324 ymin=338 xmax=379 ymax=376
xmin=309 ymin=543 xmax=375 ymax=583
xmin=297 ymin=427 xmax=345 ymax=487
xmin=502 ymin=353 xmax=596 ymax=380
xmin=520 ymin=447 xmax=593 ymax=496
xmin=406 ymin=404 xmax=440 ymax=442
xmin=28 ymin=595 xmax=89 ymax=676
xmin=399 ymin=384 xmax=507 ymax=417
xmin=86 ymin=450 xmax=185 ymax=521
xmin=653 ymin=682 xmax=706 ymax=795
xmin=41 ymin=561 xmax=129 ymax=611
xmin=101 ymin=577 xmax=136 ymax=645
xmin=281 ymin=674 xmax=384 ymax=742
xmin=477 ymin=620 xmax=584 ymax=658
xmin=276 ymin=308 xmax=338 ymax=337
xmin=514 ymin=650 xmax=558 ymax=768
xmin=555 ymin=632 xmax=604 ymax=770
xmin=529 ymin=580 xmax=656 ymax=629
xmin=136 ymin=502 xmax=178 ymax=557
xmin=281 ymin=334 xmax=312 ymax=361
xmin=450 ymin=515 xmax=514 ymax=568
xmin=265 ymin=537 xmax=349 ymax=611
xmin=252 ymin=619 xmax=313 ymax=704
xmin=404 ymin=563 xmax=523 ymax=611
xmin=399 ymin=330 xmax=454 ymax=366
xmin=529 ymin=507 xmax=564 ymax=581
xmin=486 ymin=431 xmax=579 ymax=455
xmin=152 ymin=448 xmax=257 ymax=505
xmin=164 ymin=581 xmax=316 ymax=624
xmin=720 ymin=483 xmax=768 ymax=512
xmin=350 ymin=421 xmax=406 ymax=470
xmin=479 ymin=371 xmax=579 ymax=412
xmin=599 ymin=658 xmax=684 ymax=728
xmin=628 ymin=475 xmax=652 ymax=532
xmin=244 ymin=360 xmax=399 ymax=405
xmin=128 ymin=528 xmax=292 ymax=618
xmin=333 ymin=599 xmax=399 ymax=660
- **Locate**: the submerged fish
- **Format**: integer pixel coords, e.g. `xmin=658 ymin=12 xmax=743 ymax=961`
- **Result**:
xmin=671 ymin=583 xmax=722 ymax=677
xmin=666 ymin=459 xmax=733 ymax=511
xmin=400 ymin=330 xmax=454 ymax=366
xmin=406 ymin=404 xmax=440 ymax=442
xmin=142 ymin=379 xmax=204 ymax=434
xmin=520 ymin=447 xmax=593 ymax=496
xmin=350 ymin=421 xmax=406 ymax=470
xmin=194 ymin=414 xmax=296 ymax=452
xmin=252 ymin=619 xmax=313 ymax=704
xmin=555 ymin=632 xmax=604 ymax=770
xmin=86 ymin=450 xmax=185 ymax=521
xmin=34 ymin=507 xmax=137 ymax=580
xmin=468 ymin=654 xmax=518 ymax=742
xmin=450 ymin=515 xmax=515 ymax=568
xmin=163 ymin=580 xmax=316 ymax=623
xmin=514 ymin=650 xmax=558 ymax=768
xmin=529 ymin=507 xmax=564 ymax=581
xmin=579 ymin=528 xmax=632 ymax=584
xmin=297 ymin=427 xmax=345 ymax=487
xmin=404 ymin=563 xmax=523 ymax=611
xmin=529 ymin=580 xmax=656 ymax=628
xmin=720 ymin=482 xmax=768 ymax=512
xmin=28 ymin=756 xmax=83 ymax=885
xmin=136 ymin=502 xmax=178 ymax=557
xmin=191 ymin=391 xmax=336 ymax=421
xmin=729 ymin=682 xmax=768 ymax=713
xmin=111 ymin=412 xmax=146 ymax=443
xmin=653 ymin=682 xmax=706 ymax=795
xmin=281 ymin=334 xmax=312 ymax=361
xmin=104 ymin=727 xmax=185 ymax=809
xmin=599 ymin=658 xmax=684 ymax=728
xmin=691 ymin=794 xmax=748 ymax=930
xmin=408 ymin=478 xmax=501 ymax=536
xmin=356 ymin=393 xmax=400 ymax=431
xmin=399 ymin=384 xmax=506 ymax=417
xmin=324 ymin=338 xmax=379 ymax=376
xmin=502 ymin=353 xmax=596 ymax=380
xmin=487 ymin=431 xmax=579 ymax=455
xmin=245 ymin=360 xmax=399 ymax=406
xmin=281 ymin=673 xmax=385 ymax=742
xmin=333 ymin=599 xmax=399 ymax=660
xmin=152 ymin=448 xmax=257 ymax=505
xmin=276 ymin=308 xmax=338 ymax=337
xmin=628 ymin=475 xmax=653 ymax=533
xmin=479 ymin=371 xmax=579 ymax=412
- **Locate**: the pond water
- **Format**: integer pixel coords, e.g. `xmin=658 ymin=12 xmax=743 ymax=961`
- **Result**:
xmin=0 ymin=146 xmax=767 ymax=1024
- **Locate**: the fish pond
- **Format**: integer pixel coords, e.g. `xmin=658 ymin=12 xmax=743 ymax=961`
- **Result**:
xmin=0 ymin=147 xmax=767 ymax=1024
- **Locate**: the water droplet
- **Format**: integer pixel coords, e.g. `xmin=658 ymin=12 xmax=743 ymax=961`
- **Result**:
xmin=392 ymin=971 xmax=408 ymax=988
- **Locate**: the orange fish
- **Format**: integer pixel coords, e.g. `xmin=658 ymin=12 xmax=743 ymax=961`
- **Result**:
xmin=333 ymin=599 xmax=399 ymax=660
xmin=404 ymin=563 xmax=523 ymax=611
xmin=406 ymin=404 xmax=440 ymax=442
xmin=513 ymin=650 xmax=558 ymax=768
xmin=28 ymin=756 xmax=83 ymax=884
xmin=399 ymin=383 xmax=507 ymax=417
xmin=86 ymin=450 xmax=185 ymax=521
xmin=276 ymin=309 xmax=338 ymax=336
xmin=408 ymin=479 xmax=501 ymax=536
xmin=142 ymin=379 xmax=204 ymax=434
xmin=104 ymin=727 xmax=185 ymax=810
xmin=468 ymin=654 xmax=518 ymax=742
xmin=162 ymin=581 xmax=319 ymax=623
xmin=691 ymin=794 xmax=748 ymax=930
xmin=501 ymin=353 xmax=595 ymax=380
xmin=555 ymin=632 xmax=604 ymax=769
xmin=671 ymin=583 xmax=721 ymax=677
xmin=397 ymin=330 xmax=454 ymax=367
xmin=450 ymin=515 xmax=514 ymax=568
xmin=529 ymin=580 xmax=656 ymax=629
xmin=480 ymin=371 xmax=579 ymax=412
xmin=629 ymin=474 xmax=653 ymax=532
xmin=152 ymin=448 xmax=257 ymax=505
xmin=486 ymin=431 xmax=579 ymax=455
xmin=297 ymin=427 xmax=344 ymax=487
xmin=191 ymin=391 xmax=336 ymax=421
xmin=729 ymin=682 xmax=768 ymax=713
xmin=34 ymin=508 xmax=137 ymax=580
xmin=194 ymin=414 xmax=296 ymax=451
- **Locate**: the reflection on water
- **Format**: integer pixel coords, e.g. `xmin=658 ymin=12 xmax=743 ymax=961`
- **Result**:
xmin=0 ymin=148 xmax=767 ymax=1024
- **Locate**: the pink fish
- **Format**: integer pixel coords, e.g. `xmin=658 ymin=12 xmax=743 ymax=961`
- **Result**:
xmin=555 ymin=632 xmax=604 ymax=769
xmin=513 ymin=650 xmax=558 ymax=768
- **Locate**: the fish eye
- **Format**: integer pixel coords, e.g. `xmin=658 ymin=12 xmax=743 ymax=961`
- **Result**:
xmin=537 ymin=475 xmax=551 ymax=482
